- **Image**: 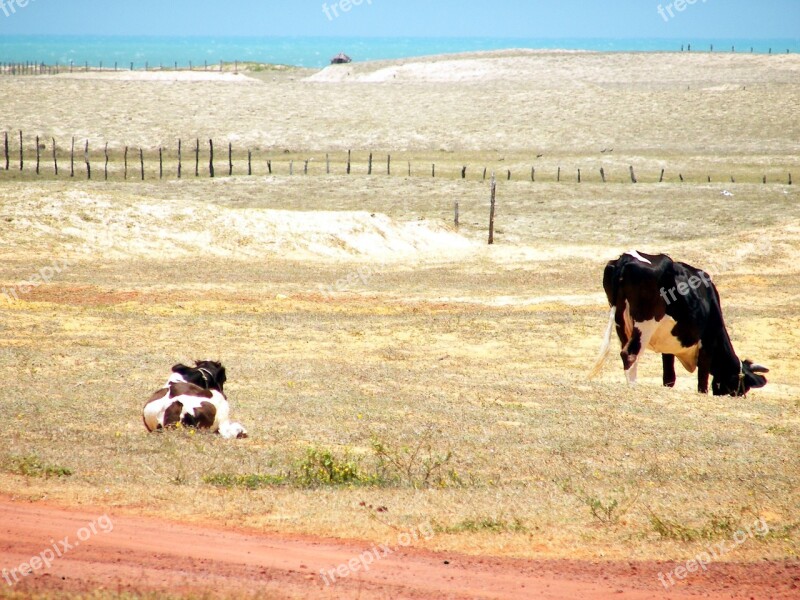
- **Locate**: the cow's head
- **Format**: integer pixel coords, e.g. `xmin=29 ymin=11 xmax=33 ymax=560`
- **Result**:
xmin=712 ymin=360 xmax=769 ymax=396
xmin=170 ymin=361 xmax=226 ymax=392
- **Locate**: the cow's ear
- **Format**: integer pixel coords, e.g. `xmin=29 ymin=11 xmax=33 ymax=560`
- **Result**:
xmin=172 ymin=363 xmax=190 ymax=373
xmin=745 ymin=360 xmax=770 ymax=374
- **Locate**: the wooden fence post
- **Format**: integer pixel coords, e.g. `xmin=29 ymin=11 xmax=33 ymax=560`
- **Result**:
xmin=85 ymin=139 xmax=91 ymax=179
xmin=461 ymin=166 xmax=467 ymax=179
xmin=531 ymin=167 xmax=535 ymax=182
xmin=139 ymin=148 xmax=144 ymax=180
xmin=488 ymin=173 xmax=497 ymax=245
xmin=195 ymin=138 xmax=199 ymax=177
xmin=454 ymin=201 xmax=459 ymax=229
xmin=659 ymin=168 xmax=665 ymax=183
xmin=368 ymin=152 xmax=372 ymax=175
xmin=432 ymin=163 xmax=435 ymax=178
xmin=124 ymin=146 xmax=128 ymax=179
xmin=557 ymin=166 xmax=560 ymax=182
xmin=577 ymin=168 xmax=581 ymax=183
xmin=347 ymin=149 xmax=351 ymax=174
xmin=70 ymin=136 xmax=75 ymax=177
xmin=408 ymin=161 xmax=411 ymax=177
xmin=177 ymin=139 xmax=182 ymax=178
xmin=159 ymin=147 xmax=163 ymax=179
xmin=228 ymin=142 xmax=233 ymax=176
xmin=679 ymin=173 xmax=684 ymax=182
xmin=18 ymin=130 xmax=23 ymax=171
xmin=326 ymin=153 xmax=330 ymax=174
xmin=35 ymin=135 xmax=40 ymax=174
xmin=268 ymin=160 xmax=272 ymax=174
xmin=600 ymin=167 xmax=605 ymax=183
xmin=387 ymin=154 xmax=391 ymax=175
xmin=507 ymin=169 xmax=511 ymax=181
xmin=209 ymin=139 xmax=215 ymax=177
xmin=4 ymin=131 xmax=8 ymax=170
xmin=790 ymin=173 xmax=793 ymax=185
xmin=483 ymin=167 xmax=486 ymax=181
xmin=629 ymin=165 xmax=637 ymax=183
xmin=290 ymin=160 xmax=293 ymax=175
xmin=248 ymin=150 xmax=252 ymax=176
xmin=304 ymin=159 xmax=309 ymax=175
xmin=104 ymin=143 xmax=108 ymax=181
xmin=52 ymin=137 xmax=58 ymax=175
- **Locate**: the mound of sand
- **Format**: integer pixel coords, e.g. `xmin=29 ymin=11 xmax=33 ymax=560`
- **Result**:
xmin=2 ymin=189 xmax=473 ymax=262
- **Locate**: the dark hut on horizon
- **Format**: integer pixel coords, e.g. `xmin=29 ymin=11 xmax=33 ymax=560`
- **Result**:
xmin=330 ymin=52 xmax=352 ymax=65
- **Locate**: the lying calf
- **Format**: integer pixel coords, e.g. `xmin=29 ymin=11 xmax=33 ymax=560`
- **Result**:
xmin=143 ymin=361 xmax=248 ymax=439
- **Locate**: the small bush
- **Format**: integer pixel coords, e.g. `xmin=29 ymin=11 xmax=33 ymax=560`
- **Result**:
xmin=6 ymin=454 xmax=72 ymax=479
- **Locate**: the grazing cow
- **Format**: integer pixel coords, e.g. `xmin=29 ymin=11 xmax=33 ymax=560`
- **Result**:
xmin=143 ymin=361 xmax=248 ymax=439
xmin=591 ymin=251 xmax=768 ymax=396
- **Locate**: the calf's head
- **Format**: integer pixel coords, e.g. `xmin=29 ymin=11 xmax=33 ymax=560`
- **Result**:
xmin=170 ymin=360 xmax=226 ymax=392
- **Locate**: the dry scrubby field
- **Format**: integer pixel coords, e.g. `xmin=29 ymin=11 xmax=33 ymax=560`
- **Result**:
xmin=0 ymin=51 xmax=799 ymax=570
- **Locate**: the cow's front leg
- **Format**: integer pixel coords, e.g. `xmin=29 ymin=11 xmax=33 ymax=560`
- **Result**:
xmin=662 ymin=354 xmax=676 ymax=388
xmin=697 ymin=351 xmax=711 ymax=394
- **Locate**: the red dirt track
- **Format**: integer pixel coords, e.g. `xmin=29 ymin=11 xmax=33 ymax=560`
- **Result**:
xmin=0 ymin=497 xmax=797 ymax=599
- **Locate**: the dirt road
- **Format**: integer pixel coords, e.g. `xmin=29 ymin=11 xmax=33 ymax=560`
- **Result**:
xmin=0 ymin=497 xmax=797 ymax=599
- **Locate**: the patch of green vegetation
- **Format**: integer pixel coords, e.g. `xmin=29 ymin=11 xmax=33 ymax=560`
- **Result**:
xmin=202 ymin=473 xmax=288 ymax=489
xmin=648 ymin=511 xmax=737 ymax=542
xmin=436 ymin=517 xmax=528 ymax=534
xmin=203 ymin=435 xmax=462 ymax=490
xmin=5 ymin=454 xmax=72 ymax=479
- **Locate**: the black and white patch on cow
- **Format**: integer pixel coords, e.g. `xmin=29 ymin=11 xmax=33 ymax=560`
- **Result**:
xmin=142 ymin=361 xmax=247 ymax=439
xmin=590 ymin=251 xmax=769 ymax=396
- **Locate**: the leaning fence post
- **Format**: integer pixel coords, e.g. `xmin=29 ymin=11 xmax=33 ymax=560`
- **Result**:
xmin=600 ymin=167 xmax=605 ymax=183
xmin=629 ymin=165 xmax=637 ymax=183
xmin=488 ymin=173 xmax=497 ymax=245
xmin=85 ymin=139 xmax=91 ymax=180
xmin=659 ymin=168 xmax=665 ymax=183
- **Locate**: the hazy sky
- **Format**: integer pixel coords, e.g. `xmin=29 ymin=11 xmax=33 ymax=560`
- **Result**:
xmin=1 ymin=0 xmax=798 ymax=38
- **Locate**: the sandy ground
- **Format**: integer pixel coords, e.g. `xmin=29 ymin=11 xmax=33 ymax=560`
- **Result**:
xmin=2 ymin=497 xmax=798 ymax=599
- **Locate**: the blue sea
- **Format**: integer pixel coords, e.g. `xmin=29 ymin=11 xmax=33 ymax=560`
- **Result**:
xmin=1 ymin=36 xmax=798 ymax=68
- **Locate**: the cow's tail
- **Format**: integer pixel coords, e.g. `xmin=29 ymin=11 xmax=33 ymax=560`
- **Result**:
xmin=589 ymin=306 xmax=616 ymax=379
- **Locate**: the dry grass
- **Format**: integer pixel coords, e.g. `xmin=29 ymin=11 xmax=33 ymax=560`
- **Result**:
xmin=0 ymin=51 xmax=798 ymax=563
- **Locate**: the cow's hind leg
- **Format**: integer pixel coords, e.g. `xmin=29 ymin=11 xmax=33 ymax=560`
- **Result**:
xmin=662 ymin=354 xmax=677 ymax=388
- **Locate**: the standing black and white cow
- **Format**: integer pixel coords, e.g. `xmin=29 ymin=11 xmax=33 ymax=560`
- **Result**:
xmin=591 ymin=251 xmax=768 ymax=396
xmin=143 ymin=361 xmax=248 ymax=439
